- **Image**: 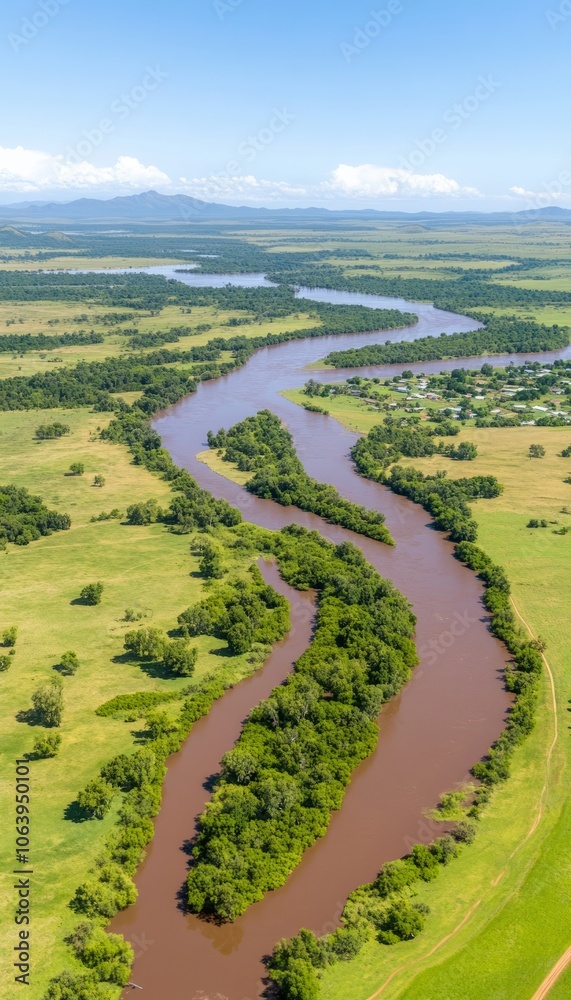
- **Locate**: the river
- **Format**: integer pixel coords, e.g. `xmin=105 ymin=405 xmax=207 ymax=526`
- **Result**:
xmin=111 ymin=267 xmax=547 ymax=999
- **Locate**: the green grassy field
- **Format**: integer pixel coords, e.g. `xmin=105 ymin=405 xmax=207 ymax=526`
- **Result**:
xmin=0 ymin=299 xmax=319 ymax=379
xmin=279 ymin=395 xmax=571 ymax=1000
xmin=0 ymin=408 xmax=269 ymax=999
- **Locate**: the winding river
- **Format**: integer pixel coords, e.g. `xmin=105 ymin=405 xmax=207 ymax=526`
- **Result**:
xmin=111 ymin=268 xmax=566 ymax=999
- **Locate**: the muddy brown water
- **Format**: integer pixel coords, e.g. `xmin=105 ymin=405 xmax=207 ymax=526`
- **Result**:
xmin=112 ymin=276 xmax=536 ymax=999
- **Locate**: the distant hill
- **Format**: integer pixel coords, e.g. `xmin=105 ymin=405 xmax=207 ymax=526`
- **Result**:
xmin=0 ymin=190 xmax=570 ymax=224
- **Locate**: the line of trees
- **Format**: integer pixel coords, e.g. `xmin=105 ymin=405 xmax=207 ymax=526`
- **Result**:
xmin=207 ymin=409 xmax=395 ymax=544
xmin=0 ymin=330 xmax=104 ymax=353
xmin=324 ymin=315 xmax=570 ymax=369
xmin=186 ymin=526 xmax=417 ymax=922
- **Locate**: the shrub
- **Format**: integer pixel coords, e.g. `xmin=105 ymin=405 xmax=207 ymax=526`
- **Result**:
xmin=2 ymin=625 xmax=18 ymax=646
xmin=32 ymin=733 xmax=62 ymax=758
xmin=92 ymin=475 xmax=106 ymax=487
xmin=58 ymin=651 xmax=80 ymax=675
xmin=77 ymin=779 xmax=115 ymax=819
xmin=69 ymin=462 xmax=85 ymax=476
xmin=79 ymin=582 xmax=104 ymax=605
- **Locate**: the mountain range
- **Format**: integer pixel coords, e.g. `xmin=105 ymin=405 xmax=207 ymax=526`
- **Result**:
xmin=0 ymin=190 xmax=570 ymax=224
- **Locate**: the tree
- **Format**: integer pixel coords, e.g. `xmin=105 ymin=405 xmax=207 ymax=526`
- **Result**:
xmin=279 ymin=959 xmax=319 ymax=1000
xmin=0 ymin=654 xmax=11 ymax=672
xmin=35 ymin=422 xmax=70 ymax=440
xmin=58 ymin=651 xmax=80 ymax=675
xmin=126 ymin=500 xmax=159 ymax=524
xmin=93 ymin=474 xmax=106 ymax=487
xmin=379 ymin=901 xmax=425 ymax=943
xmin=481 ymin=362 xmax=494 ymax=375
xmin=43 ymin=970 xmax=102 ymax=1000
xmin=529 ymin=444 xmax=546 ymax=459
xmin=77 ymin=778 xmax=115 ymax=819
xmin=79 ymin=582 xmax=104 ymax=605
xmin=146 ymin=710 xmax=177 ymax=740
xmin=199 ymin=542 xmax=224 ymax=579
xmin=69 ymin=462 xmax=85 ymax=476
xmin=124 ymin=626 xmax=167 ymax=660
xmin=163 ymin=639 xmax=198 ymax=677
xmin=2 ymin=625 xmax=18 ymax=646
xmin=67 ymin=923 xmax=133 ymax=986
xmin=453 ymin=442 xmax=478 ymax=461
xmin=32 ymin=732 xmax=62 ymax=758
xmin=31 ymin=677 xmax=64 ymax=727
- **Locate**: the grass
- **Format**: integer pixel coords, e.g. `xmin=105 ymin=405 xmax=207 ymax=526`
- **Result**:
xmin=0 ymin=407 xmax=268 ymax=999
xmin=0 ymin=300 xmax=319 ymax=379
xmin=196 ymin=448 xmax=253 ymax=486
xmin=280 ymin=395 xmax=571 ymax=1000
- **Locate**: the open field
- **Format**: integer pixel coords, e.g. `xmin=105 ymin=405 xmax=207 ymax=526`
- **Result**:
xmin=279 ymin=393 xmax=571 ymax=1000
xmin=0 ymin=255 xmax=188 ymax=271
xmin=0 ymin=407 xmax=268 ymax=999
xmin=0 ymin=298 xmax=319 ymax=379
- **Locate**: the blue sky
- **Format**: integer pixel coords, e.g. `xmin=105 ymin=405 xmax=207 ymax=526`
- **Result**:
xmin=1 ymin=0 xmax=570 ymax=209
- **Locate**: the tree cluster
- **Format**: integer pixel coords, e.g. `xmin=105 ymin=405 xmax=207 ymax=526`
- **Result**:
xmin=186 ymin=528 xmax=417 ymax=921
xmin=208 ymin=409 xmax=395 ymax=544
xmin=0 ymin=484 xmax=71 ymax=548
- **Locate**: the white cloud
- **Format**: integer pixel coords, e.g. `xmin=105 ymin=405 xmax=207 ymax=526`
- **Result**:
xmin=509 ymin=184 xmax=571 ymax=204
xmin=0 ymin=146 xmax=484 ymax=205
xmin=179 ymin=174 xmax=308 ymax=202
xmin=325 ymin=163 xmax=481 ymax=199
xmin=0 ymin=146 xmax=170 ymax=193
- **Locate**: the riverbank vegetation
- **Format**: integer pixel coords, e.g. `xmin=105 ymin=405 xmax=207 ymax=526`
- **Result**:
xmin=207 ymin=409 xmax=395 ymax=544
xmin=186 ymin=527 xmax=417 ymax=921
xmin=283 ymin=385 xmax=570 ymax=1000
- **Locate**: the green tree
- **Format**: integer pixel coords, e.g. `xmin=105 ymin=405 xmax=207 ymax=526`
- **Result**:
xmin=43 ymin=971 xmax=101 ymax=1000
xmin=199 ymin=542 xmax=224 ymax=579
xmin=93 ymin=474 xmax=106 ymax=487
xmin=279 ymin=958 xmax=319 ymax=1000
xmin=32 ymin=732 xmax=62 ymax=758
xmin=67 ymin=923 xmax=133 ymax=986
xmin=146 ymin=710 xmax=177 ymax=740
xmin=124 ymin=626 xmax=167 ymax=660
xmin=31 ymin=677 xmax=64 ymax=727
xmin=379 ymin=901 xmax=425 ymax=943
xmin=529 ymin=444 xmax=546 ymax=459
xmin=69 ymin=462 xmax=85 ymax=476
xmin=77 ymin=778 xmax=115 ymax=819
xmin=163 ymin=639 xmax=198 ymax=677
xmin=0 ymin=654 xmax=11 ymax=672
xmin=79 ymin=582 xmax=104 ymax=605
xmin=58 ymin=651 xmax=80 ymax=675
